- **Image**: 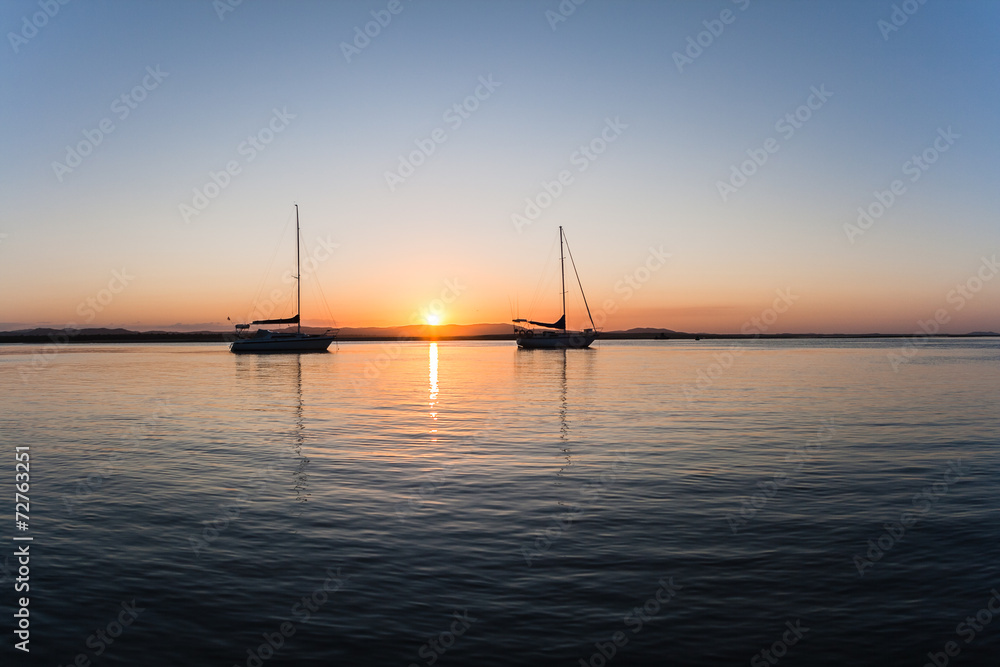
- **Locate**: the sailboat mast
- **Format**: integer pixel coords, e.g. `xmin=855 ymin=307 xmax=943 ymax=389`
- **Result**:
xmin=295 ymin=204 xmax=301 ymax=334
xmin=559 ymin=225 xmax=566 ymax=331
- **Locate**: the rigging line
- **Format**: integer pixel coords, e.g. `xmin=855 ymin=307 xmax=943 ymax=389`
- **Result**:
xmin=247 ymin=209 xmax=295 ymax=321
xmin=259 ymin=269 xmax=297 ymax=324
xmin=308 ymin=260 xmax=338 ymax=328
xmin=272 ymin=287 xmax=297 ymax=323
xmin=527 ymin=232 xmax=560 ymax=318
xmin=563 ymin=232 xmax=596 ymax=329
xmin=315 ymin=278 xmax=338 ymax=328
xmin=299 ymin=235 xmax=338 ymax=328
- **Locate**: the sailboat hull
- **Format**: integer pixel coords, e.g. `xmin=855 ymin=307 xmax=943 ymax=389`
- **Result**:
xmin=515 ymin=330 xmax=597 ymax=349
xmin=230 ymin=333 xmax=335 ymax=353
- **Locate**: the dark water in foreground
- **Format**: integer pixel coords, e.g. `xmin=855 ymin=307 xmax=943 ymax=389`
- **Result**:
xmin=1 ymin=339 xmax=998 ymax=666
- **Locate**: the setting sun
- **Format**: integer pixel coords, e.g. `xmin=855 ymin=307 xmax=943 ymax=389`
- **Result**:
xmin=425 ymin=314 xmax=441 ymax=326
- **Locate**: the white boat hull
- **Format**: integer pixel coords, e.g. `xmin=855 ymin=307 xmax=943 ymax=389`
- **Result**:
xmin=230 ymin=332 xmax=335 ymax=353
xmin=515 ymin=329 xmax=597 ymax=349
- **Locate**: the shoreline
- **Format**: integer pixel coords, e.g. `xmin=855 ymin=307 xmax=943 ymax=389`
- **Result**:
xmin=1 ymin=332 xmax=997 ymax=344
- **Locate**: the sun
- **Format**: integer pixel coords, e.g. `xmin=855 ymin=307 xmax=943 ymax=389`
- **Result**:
xmin=425 ymin=314 xmax=441 ymax=326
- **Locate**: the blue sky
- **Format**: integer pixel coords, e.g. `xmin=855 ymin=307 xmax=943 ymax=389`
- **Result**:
xmin=2 ymin=0 xmax=998 ymax=332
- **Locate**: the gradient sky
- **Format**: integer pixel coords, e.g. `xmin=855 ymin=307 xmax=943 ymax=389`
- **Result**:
xmin=2 ymin=0 xmax=998 ymax=333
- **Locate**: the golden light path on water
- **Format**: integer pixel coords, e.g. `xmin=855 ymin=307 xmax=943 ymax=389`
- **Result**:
xmin=429 ymin=342 xmax=439 ymax=441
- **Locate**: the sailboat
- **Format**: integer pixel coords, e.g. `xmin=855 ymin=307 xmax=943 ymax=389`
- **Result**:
xmin=230 ymin=205 xmax=338 ymax=353
xmin=513 ymin=226 xmax=598 ymax=349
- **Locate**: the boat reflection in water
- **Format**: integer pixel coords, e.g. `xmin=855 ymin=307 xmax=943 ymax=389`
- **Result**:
xmin=513 ymin=347 xmax=596 ymax=487
xmin=429 ymin=342 xmax=439 ymax=441
xmin=556 ymin=349 xmax=571 ymax=480
xmin=233 ymin=353 xmax=311 ymax=504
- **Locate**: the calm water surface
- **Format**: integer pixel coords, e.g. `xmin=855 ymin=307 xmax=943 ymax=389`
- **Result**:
xmin=1 ymin=339 xmax=998 ymax=666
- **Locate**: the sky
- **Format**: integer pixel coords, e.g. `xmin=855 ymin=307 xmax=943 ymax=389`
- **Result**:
xmin=1 ymin=0 xmax=998 ymax=334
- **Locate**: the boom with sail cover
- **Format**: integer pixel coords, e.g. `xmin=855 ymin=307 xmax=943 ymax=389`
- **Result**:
xmin=251 ymin=315 xmax=300 ymax=325
xmin=512 ymin=315 xmax=565 ymax=330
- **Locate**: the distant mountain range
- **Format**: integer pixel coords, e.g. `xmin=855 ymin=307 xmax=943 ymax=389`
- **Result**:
xmin=1 ymin=325 xmax=997 ymax=343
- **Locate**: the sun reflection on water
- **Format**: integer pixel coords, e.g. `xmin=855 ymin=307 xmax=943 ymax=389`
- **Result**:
xmin=429 ymin=342 xmax=438 ymax=439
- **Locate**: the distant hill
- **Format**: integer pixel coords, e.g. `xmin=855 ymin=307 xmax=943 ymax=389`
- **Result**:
xmin=0 ymin=324 xmax=517 ymax=343
xmin=0 ymin=326 xmax=997 ymax=344
xmin=0 ymin=328 xmax=231 ymax=343
xmin=620 ymin=327 xmax=678 ymax=334
xmin=1 ymin=327 xmax=139 ymax=337
xmin=332 ymin=323 xmax=513 ymax=339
